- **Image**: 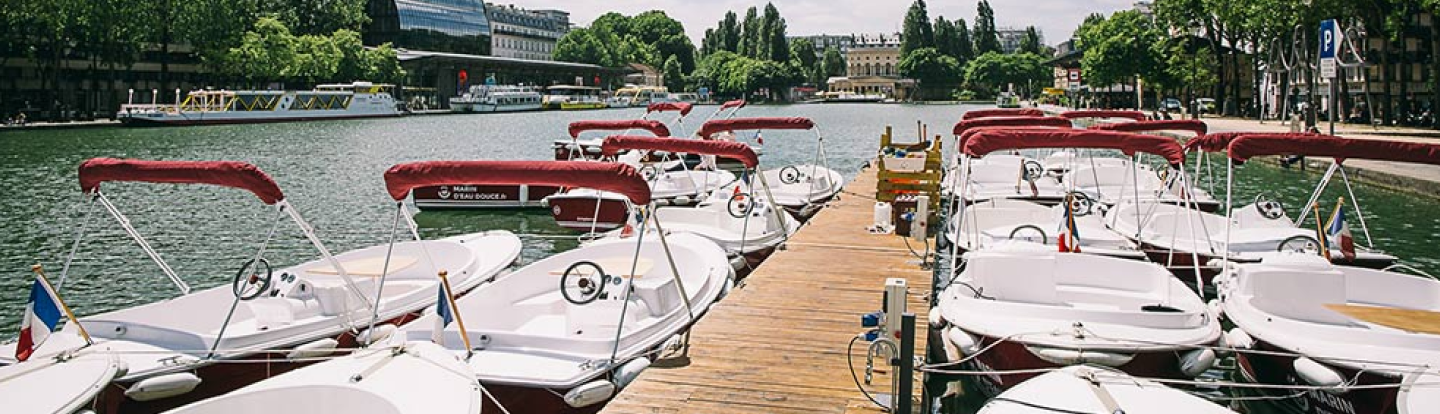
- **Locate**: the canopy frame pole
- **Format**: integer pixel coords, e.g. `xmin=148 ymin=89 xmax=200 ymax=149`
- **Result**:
xmin=1177 ymin=168 xmax=1206 ymax=293
xmin=400 ymin=204 xmax=422 ymax=241
xmin=209 ymin=205 xmax=285 ymax=359
xmin=56 ymin=194 xmax=99 ymax=291
xmin=610 ymin=204 xmax=653 ymax=363
xmin=364 ymin=202 xmax=407 ymax=344
xmin=756 ymin=169 xmax=791 ymax=247
xmin=948 ymin=155 xmax=973 ymax=277
xmin=1334 ymin=166 xmax=1375 ymax=249
xmin=94 ymin=190 xmax=191 ymax=294
xmin=1294 ymin=163 xmax=1340 ymax=227
xmin=282 ymin=200 xmax=373 ymax=310
xmin=1223 ymin=160 xmax=1235 ymax=276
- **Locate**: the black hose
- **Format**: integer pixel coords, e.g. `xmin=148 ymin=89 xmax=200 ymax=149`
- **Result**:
xmin=848 ymin=336 xmax=889 ymax=410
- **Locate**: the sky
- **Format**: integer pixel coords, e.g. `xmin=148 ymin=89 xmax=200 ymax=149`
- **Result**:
xmin=496 ymin=0 xmax=1139 ymax=47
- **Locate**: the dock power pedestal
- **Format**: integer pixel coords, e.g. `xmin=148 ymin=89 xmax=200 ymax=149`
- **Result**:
xmin=859 ymin=278 xmax=915 ymax=413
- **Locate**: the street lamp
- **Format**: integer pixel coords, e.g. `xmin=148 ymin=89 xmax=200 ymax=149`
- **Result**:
xmin=1189 ymin=20 xmax=1201 ymax=120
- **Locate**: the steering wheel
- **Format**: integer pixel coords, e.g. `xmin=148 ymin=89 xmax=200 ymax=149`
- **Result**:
xmin=1008 ymin=224 xmax=1048 ymax=244
xmin=1065 ymin=192 xmax=1095 ymax=217
xmin=1254 ymin=193 xmax=1287 ymax=220
xmin=639 ymin=165 xmax=658 ymax=181
xmin=561 ymin=261 xmax=609 ymax=305
xmin=232 ymin=258 xmax=273 ymax=301
xmin=727 ymin=192 xmax=755 ymax=218
xmin=1277 ymin=235 xmax=1323 ymax=254
xmin=1022 ymin=160 xmax=1045 ymax=181
xmin=779 ymin=165 xmax=803 ymax=185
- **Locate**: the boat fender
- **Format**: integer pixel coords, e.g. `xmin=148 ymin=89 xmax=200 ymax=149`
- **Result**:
xmin=357 ymin=324 xmax=397 ymax=345
xmin=940 ymin=334 xmax=961 ymax=363
xmin=1223 ymin=327 xmax=1254 ymax=350
xmin=1179 ymin=348 xmax=1218 ymax=377
xmin=1294 ymin=357 xmax=1346 ymax=393
xmin=946 ymin=327 xmax=980 ymax=356
xmin=1026 ymin=346 xmax=1134 ymax=367
xmin=612 ymin=357 xmax=652 ymax=390
xmin=563 ymin=380 xmax=616 ymax=408
xmin=1206 ymin=299 xmax=1223 ymax=321
xmin=719 ymin=275 xmax=735 ymax=299
xmin=288 ymin=338 xmax=341 ymax=359
xmin=674 ymin=196 xmax=691 ymax=205
xmin=124 ymin=372 xmax=202 ymax=402
xmin=928 ymin=308 xmax=945 ymax=329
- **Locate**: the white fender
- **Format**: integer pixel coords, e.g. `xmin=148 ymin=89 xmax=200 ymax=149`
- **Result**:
xmin=674 ymin=196 xmax=692 ymax=205
xmin=357 ymin=324 xmax=397 ymax=345
xmin=563 ymin=380 xmax=616 ymax=408
xmin=1294 ymin=357 xmax=1346 ymax=393
xmin=1206 ymin=299 xmax=1223 ymax=320
xmin=941 ymin=335 xmax=961 ymax=363
xmin=946 ymin=327 xmax=980 ymax=356
xmin=125 ymin=373 xmax=202 ymax=401
xmin=612 ymin=357 xmax=652 ymax=390
xmin=928 ymin=308 xmax=944 ymax=328
xmin=719 ymin=275 xmax=735 ymax=299
xmin=1026 ymin=346 xmax=1134 ymax=368
xmin=1179 ymin=348 xmax=1218 ymax=377
xmin=288 ymin=338 xmax=341 ymax=359
xmin=1224 ymin=327 xmax=1254 ymax=350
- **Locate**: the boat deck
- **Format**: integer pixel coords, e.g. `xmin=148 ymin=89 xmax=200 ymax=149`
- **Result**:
xmin=599 ymin=167 xmax=933 ymax=414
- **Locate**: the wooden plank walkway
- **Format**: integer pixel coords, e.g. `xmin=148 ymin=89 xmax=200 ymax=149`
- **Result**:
xmin=600 ymin=167 xmax=934 ymax=414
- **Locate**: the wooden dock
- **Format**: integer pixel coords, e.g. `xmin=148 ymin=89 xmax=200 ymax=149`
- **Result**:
xmin=600 ymin=167 xmax=934 ymax=414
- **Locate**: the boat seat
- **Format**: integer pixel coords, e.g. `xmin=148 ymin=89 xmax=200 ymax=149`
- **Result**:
xmin=306 ymin=256 xmax=418 ymax=277
xmin=971 ymin=254 xmax=1059 ymax=305
xmin=1248 ymin=267 xmax=1351 ymax=325
xmin=244 ymin=297 xmax=321 ymax=330
xmin=565 ymin=299 xmax=649 ymax=337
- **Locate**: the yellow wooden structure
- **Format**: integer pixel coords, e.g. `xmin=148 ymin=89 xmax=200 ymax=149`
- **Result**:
xmin=875 ymin=124 xmax=943 ymax=222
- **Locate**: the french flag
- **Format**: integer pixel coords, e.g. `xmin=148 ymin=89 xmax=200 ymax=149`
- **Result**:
xmin=1328 ymin=207 xmax=1356 ymax=261
xmin=431 ymin=283 xmax=456 ymax=345
xmin=17 ymin=278 xmax=65 ymax=362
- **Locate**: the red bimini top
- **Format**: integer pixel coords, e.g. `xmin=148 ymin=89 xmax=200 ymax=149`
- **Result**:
xmin=646 ymin=102 xmax=693 ymax=116
xmin=1059 ymin=110 xmax=1148 ymax=122
xmin=385 ymin=161 xmax=651 ymax=204
xmin=568 ymin=120 xmax=671 ymax=138
xmin=1090 ymin=119 xmax=1208 ymax=137
xmin=601 ymin=136 xmax=759 ymax=168
xmin=963 ymin=129 xmax=1187 ymax=167
xmin=953 ymin=116 xmax=1072 ymax=137
xmin=1183 ymin=131 xmax=1332 ymax=153
xmin=1228 ymin=134 xmax=1440 ymax=166
xmin=720 ymin=99 xmax=747 ymax=110
xmin=696 ymin=117 xmax=815 ymax=138
xmin=79 ymin=158 xmax=285 ymax=204
xmin=960 ymin=108 xmax=1046 ymax=120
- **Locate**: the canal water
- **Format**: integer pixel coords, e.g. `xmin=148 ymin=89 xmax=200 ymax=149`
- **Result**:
xmin=1 ymin=104 xmax=1438 ymax=337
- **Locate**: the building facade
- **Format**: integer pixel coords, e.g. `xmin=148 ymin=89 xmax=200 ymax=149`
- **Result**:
xmin=364 ymin=0 xmax=493 ymax=56
xmin=846 ymin=33 xmax=902 ymax=77
xmin=485 ymin=4 xmax=569 ymax=61
xmin=996 ymin=27 xmax=1042 ymax=54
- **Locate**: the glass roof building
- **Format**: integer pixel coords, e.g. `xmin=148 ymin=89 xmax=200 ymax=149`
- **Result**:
xmin=365 ymin=0 xmax=493 ymax=56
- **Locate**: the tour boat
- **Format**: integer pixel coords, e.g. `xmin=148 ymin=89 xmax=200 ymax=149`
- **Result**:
xmin=0 ymin=159 xmax=520 ymax=413
xmin=975 ymin=365 xmax=1236 ymax=414
xmin=449 ymin=85 xmax=542 ymax=113
xmin=606 ymin=86 xmax=669 ymax=108
xmin=161 ymin=341 xmax=480 ymax=414
xmin=697 ymin=117 xmax=844 ymax=219
xmin=384 ymin=160 xmax=734 ymax=412
xmin=0 ymin=332 xmax=124 ymax=413
xmin=543 ymin=85 xmax=604 ymax=110
xmin=817 ymin=91 xmax=885 ymax=103
xmin=117 ymin=82 xmax=400 ymax=126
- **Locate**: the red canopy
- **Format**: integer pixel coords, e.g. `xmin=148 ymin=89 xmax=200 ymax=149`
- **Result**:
xmin=696 ymin=117 xmax=815 ymax=138
xmin=568 ymin=120 xmax=670 ymax=138
xmin=385 ymin=161 xmax=651 ymax=204
xmin=1059 ymin=110 xmax=1148 ymax=121
xmin=1090 ymin=119 xmax=1208 ymax=137
xmin=720 ymin=99 xmax=746 ymax=110
xmin=1228 ymin=135 xmax=1440 ymax=166
xmin=960 ymin=108 xmax=1046 ymax=120
xmin=963 ymin=129 xmax=1187 ymax=166
xmin=646 ymin=102 xmax=693 ymax=116
xmin=79 ymin=158 xmax=285 ymax=204
xmin=601 ymin=136 xmax=759 ymax=168
xmin=1183 ymin=131 xmax=1331 ymax=153
xmin=953 ymin=116 xmax=1072 ymax=136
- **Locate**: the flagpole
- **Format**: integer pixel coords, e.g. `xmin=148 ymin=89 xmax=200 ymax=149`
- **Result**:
xmin=437 ymin=271 xmax=473 ymax=359
xmin=31 ymin=264 xmax=93 ymax=345
xmin=1311 ymin=202 xmax=1330 ymax=261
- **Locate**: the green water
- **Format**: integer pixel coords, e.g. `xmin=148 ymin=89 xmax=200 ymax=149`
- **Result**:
xmin=1 ymin=105 xmax=1438 ymax=336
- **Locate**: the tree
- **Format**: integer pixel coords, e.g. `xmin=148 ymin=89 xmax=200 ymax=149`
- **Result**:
xmin=1077 ymin=10 xmax=1164 ymax=105
xmin=973 ymin=0 xmax=1001 ymax=55
xmin=821 ymin=46 xmax=846 ymax=78
xmin=898 ymin=47 xmax=960 ymax=99
xmin=223 ymin=17 xmax=298 ymax=83
xmin=954 ymin=19 xmax=975 ymax=63
xmin=934 ymin=17 xmax=958 ymax=60
xmin=790 ymin=37 xmax=819 ymax=85
xmin=1019 ymin=26 xmax=1043 ymax=55
xmin=766 ymin=9 xmax=790 ymax=62
xmin=289 ymin=33 xmax=341 ymax=83
xmin=554 ymin=28 xmax=616 ymax=67
xmin=263 ymin=0 xmax=367 ymax=36
xmin=900 ymin=0 xmax=935 ymax=57
xmin=739 ymin=7 xmax=760 ymax=59
xmin=963 ymin=52 xmax=1050 ymax=98
xmin=720 ymin=11 xmax=741 ymax=53
xmin=662 ymin=55 xmax=684 ymax=92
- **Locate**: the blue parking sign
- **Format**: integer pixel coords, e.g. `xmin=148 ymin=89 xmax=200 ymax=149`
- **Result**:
xmin=1319 ymin=20 xmax=1338 ymax=59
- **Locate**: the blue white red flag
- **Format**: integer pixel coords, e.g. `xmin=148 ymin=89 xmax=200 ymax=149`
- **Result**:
xmin=17 ymin=277 xmax=65 ymax=362
xmin=1328 ymin=205 xmax=1355 ymax=261
xmin=431 ymin=284 xmax=455 ymax=344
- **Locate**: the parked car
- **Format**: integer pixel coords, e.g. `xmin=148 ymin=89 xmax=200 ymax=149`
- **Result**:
xmin=1161 ymin=98 xmax=1182 ymax=112
xmin=1194 ymin=98 xmax=1217 ymax=114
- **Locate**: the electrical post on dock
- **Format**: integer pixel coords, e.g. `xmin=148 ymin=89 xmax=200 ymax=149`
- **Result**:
xmin=857 ymin=278 xmax=916 ymax=412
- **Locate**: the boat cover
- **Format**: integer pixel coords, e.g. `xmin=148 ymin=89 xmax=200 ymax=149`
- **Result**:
xmin=721 ymin=100 xmax=746 ymax=110
xmin=646 ymin=102 xmax=693 ymax=116
xmin=79 ymin=158 xmax=284 ymax=204
xmin=602 ymin=136 xmax=759 ymax=168
xmin=960 ymin=108 xmax=1046 ymax=120
xmin=696 ymin=117 xmax=815 ymax=138
xmin=963 ymin=129 xmax=1187 ymax=166
xmin=1228 ymin=134 xmax=1440 ymax=166
xmin=953 ymin=116 xmax=1072 ymax=136
xmin=385 ymin=161 xmax=651 ymax=204
xmin=1059 ymin=110 xmax=1148 ymax=121
xmin=569 ymin=120 xmax=670 ymax=138
xmin=1184 ymin=131 xmax=1331 ymax=153
xmin=1090 ymin=119 xmax=1208 ymax=137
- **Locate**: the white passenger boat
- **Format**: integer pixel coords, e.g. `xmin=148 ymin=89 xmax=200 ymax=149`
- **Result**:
xmin=384 ymin=160 xmax=734 ymax=412
xmin=0 ymin=332 xmax=123 ymax=414
xmin=976 ymin=365 xmax=1236 ymax=414
xmin=542 ymin=85 xmax=604 ymax=110
xmin=942 ymin=116 xmax=1074 ymax=204
xmin=118 ymin=82 xmax=400 ymax=126
xmin=0 ymin=159 xmax=520 ymax=413
xmin=449 ymin=85 xmax=542 ymax=113
xmin=161 ymin=341 xmax=480 ymax=414
xmin=545 ymin=136 xmax=737 ymax=232
xmin=697 ymin=117 xmax=844 ymax=219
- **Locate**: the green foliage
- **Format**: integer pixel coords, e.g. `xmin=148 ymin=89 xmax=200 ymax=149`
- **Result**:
xmin=554 ymin=28 xmax=617 ymax=67
xmin=821 ymin=46 xmax=847 ymax=78
xmin=1019 ymin=26 xmax=1043 ymax=55
xmin=899 ymin=48 xmax=960 ymax=96
xmin=739 ymin=7 xmax=760 ymax=59
xmin=1164 ymin=42 xmax=1218 ymax=93
xmin=973 ymin=0 xmax=1002 ymax=55
xmin=688 ymin=50 xmax=801 ymax=100
xmin=765 ymin=5 xmax=790 ymax=63
xmin=553 ymin=11 xmax=694 ymax=73
xmin=963 ymin=52 xmax=1050 ymax=98
xmin=261 ymin=0 xmax=367 ymax=36
xmin=954 ymin=19 xmax=975 ymax=63
xmin=662 ymin=55 xmax=685 ymax=92
xmin=220 ymin=17 xmax=403 ymax=85
xmin=900 ymin=0 xmax=935 ymax=57
xmin=1077 ymin=10 xmax=1164 ymax=88
xmin=790 ymin=37 xmax=820 ymax=85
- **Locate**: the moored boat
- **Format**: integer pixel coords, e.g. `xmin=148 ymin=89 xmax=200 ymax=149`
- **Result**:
xmin=117 ymin=82 xmax=400 ymax=126
xmin=696 ymin=117 xmax=844 ymax=219
xmin=449 ymin=84 xmax=542 ymax=113
xmin=975 ymin=365 xmax=1236 ymax=414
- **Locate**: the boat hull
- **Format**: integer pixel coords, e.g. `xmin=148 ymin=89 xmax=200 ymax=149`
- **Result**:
xmin=117 ymin=112 xmax=399 ymax=127
xmin=412 ymin=184 xmax=562 ymax=210
xmin=1233 ymin=339 xmax=1401 ymax=414
xmin=548 ymin=196 xmax=630 ymax=232
xmin=952 ymin=331 xmax=1192 ymax=399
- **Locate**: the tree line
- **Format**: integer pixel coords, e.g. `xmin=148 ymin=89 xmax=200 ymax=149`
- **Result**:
xmin=897 ymin=0 xmax=1052 ymax=101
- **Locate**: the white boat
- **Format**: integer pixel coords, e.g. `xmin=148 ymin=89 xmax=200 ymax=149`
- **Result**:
xmin=696 ymin=117 xmax=844 ymax=219
xmin=118 ymin=82 xmax=400 ymax=126
xmin=976 ymin=365 xmax=1236 ymax=414
xmin=942 ymin=116 xmax=1074 ymax=204
xmin=449 ymin=85 xmax=542 ymax=113
xmin=542 ymin=85 xmax=604 ymax=110
xmin=944 ymin=197 xmax=1146 ymax=260
xmin=0 ymin=159 xmax=520 ymax=412
xmin=384 ymin=160 xmax=734 ymax=412
xmin=606 ymin=86 xmax=669 ymax=108
xmin=936 ymin=242 xmax=1221 ymax=398
xmin=818 ymin=91 xmax=885 ymax=103
xmin=546 ymin=135 xmax=739 ymax=233
xmin=0 ymin=332 xmax=124 ymax=414
xmin=161 ymin=341 xmax=480 ymax=414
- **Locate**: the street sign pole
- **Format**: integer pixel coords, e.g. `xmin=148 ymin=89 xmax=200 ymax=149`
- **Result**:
xmin=1319 ymin=19 xmax=1341 ymax=135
